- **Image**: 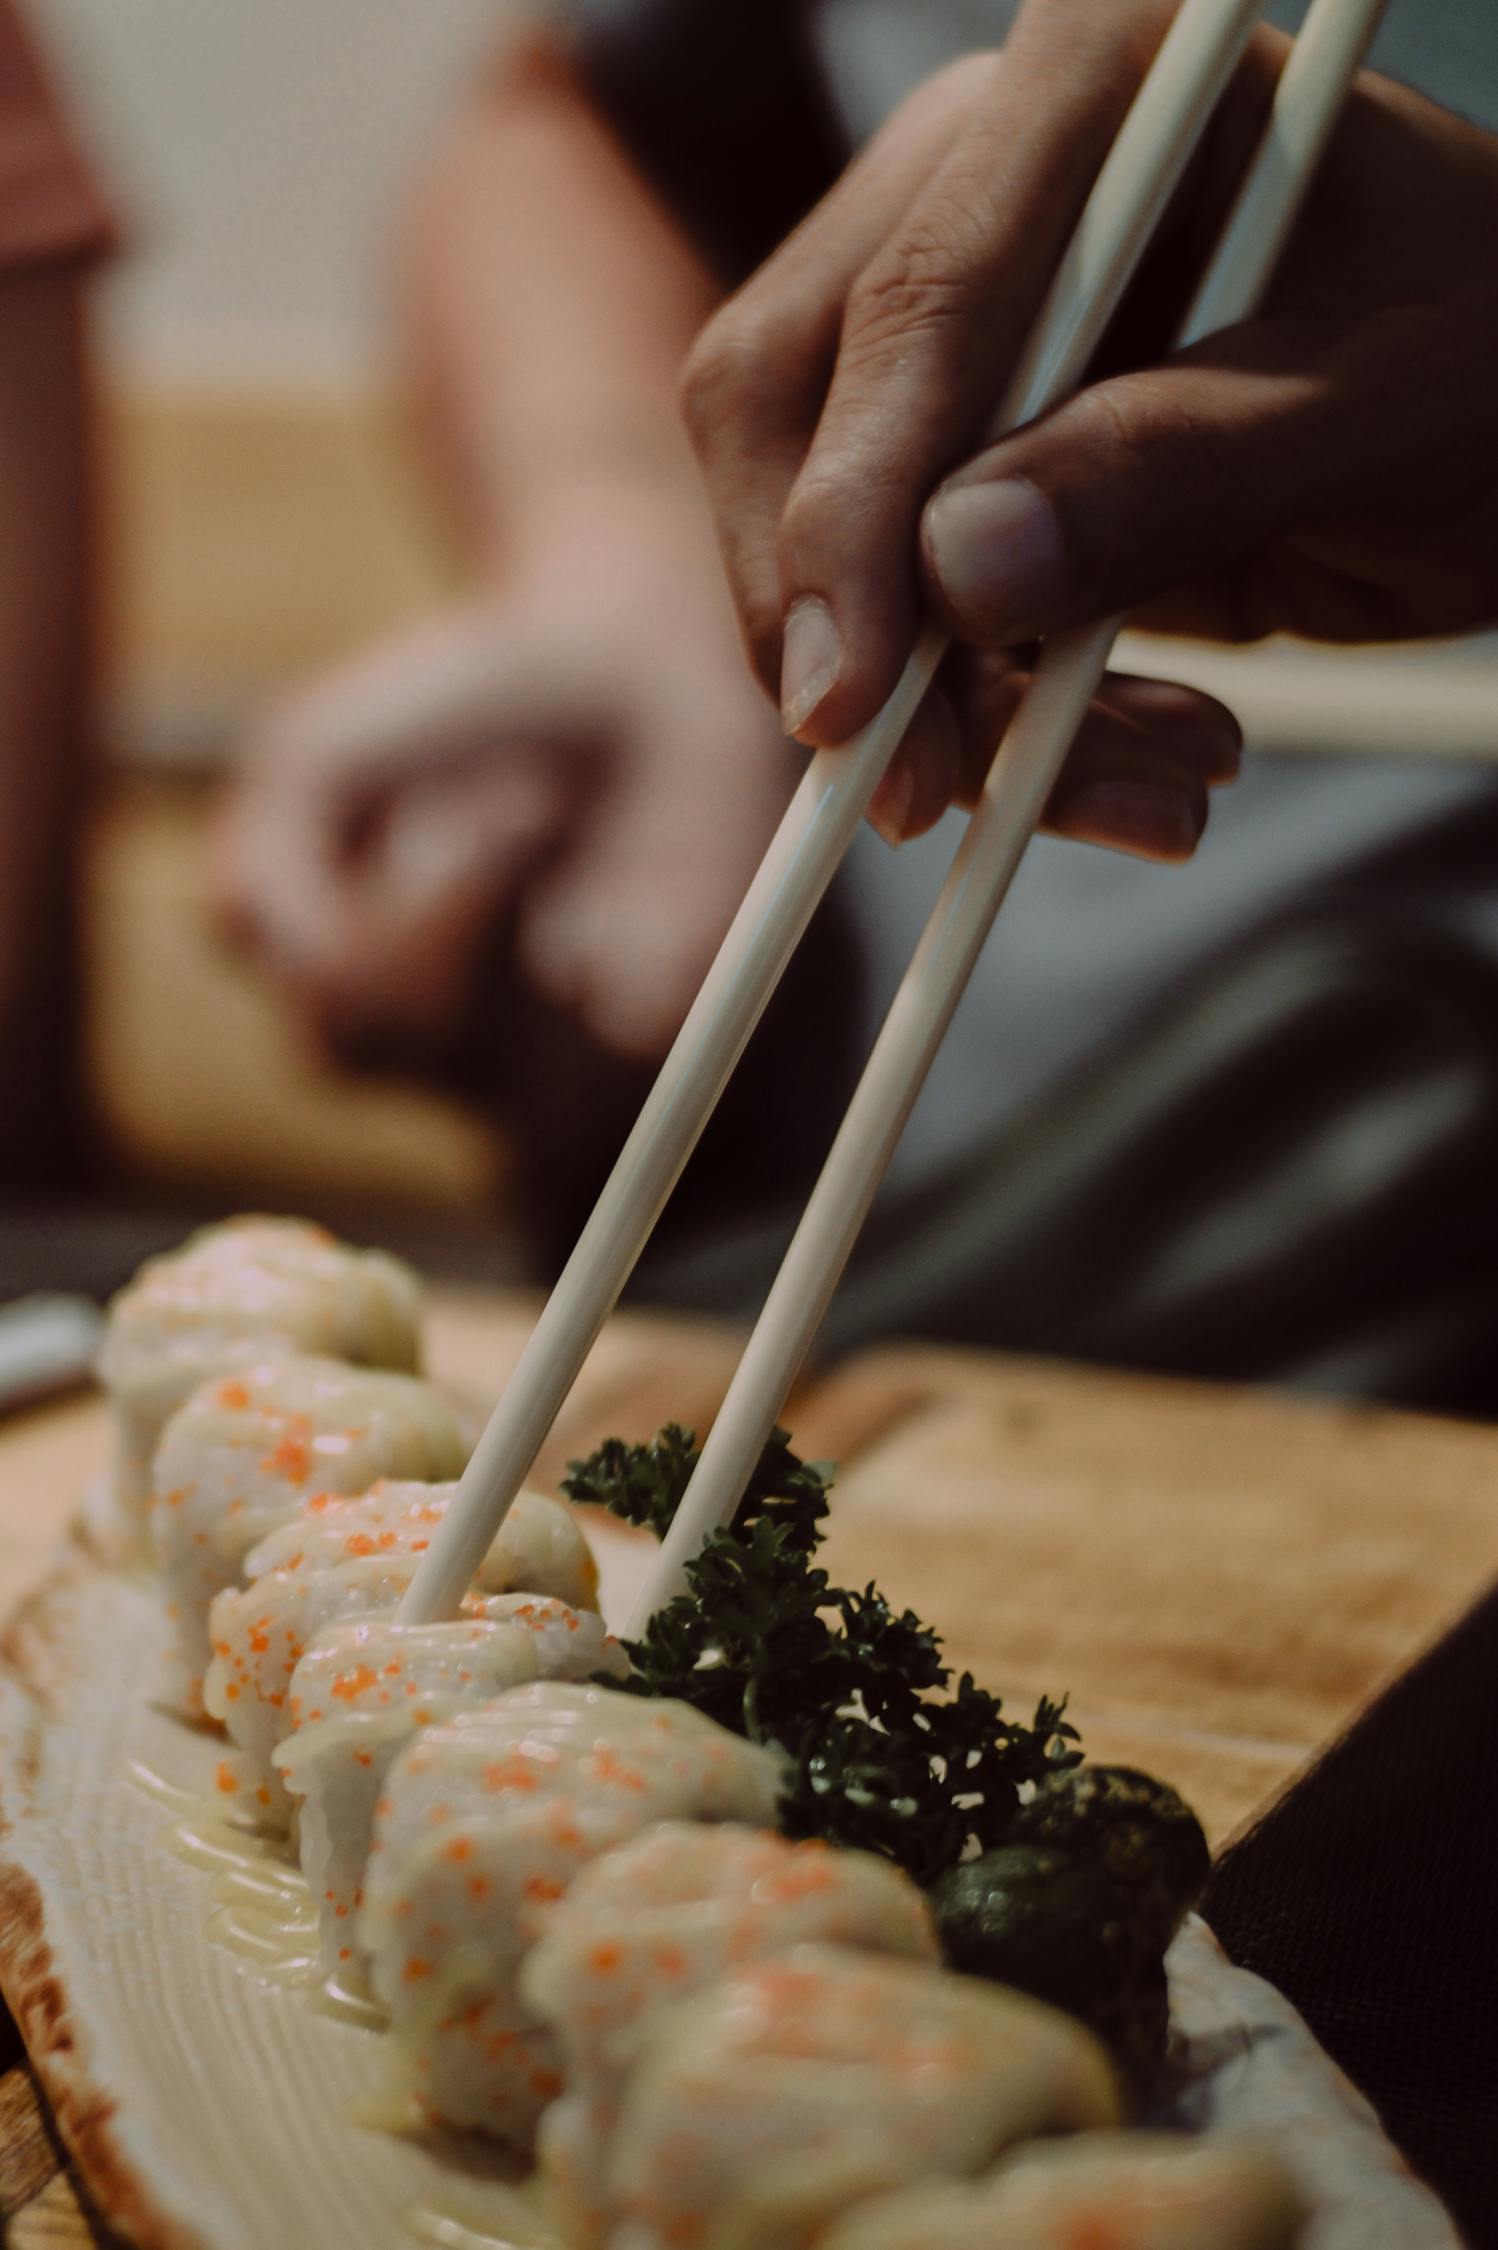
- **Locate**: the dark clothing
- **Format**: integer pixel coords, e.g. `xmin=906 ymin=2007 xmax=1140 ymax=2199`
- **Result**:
xmin=563 ymin=0 xmax=843 ymax=283
xmin=637 ymin=759 xmax=1498 ymax=1425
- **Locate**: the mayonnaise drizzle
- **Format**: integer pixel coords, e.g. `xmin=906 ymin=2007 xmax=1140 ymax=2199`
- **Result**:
xmin=205 ymin=1903 xmax=320 ymax=1984
xmin=167 ymin=1817 xmax=293 ymax=1878
xmin=211 ymin=1860 xmax=314 ymax=1914
xmin=128 ymin=1753 xmax=387 ymax=2017
xmin=312 ymin=1971 xmax=389 ymax=2032
xmin=405 ymin=2184 xmax=562 ymax=2250
xmin=125 ymin=1758 xmax=201 ymax=1814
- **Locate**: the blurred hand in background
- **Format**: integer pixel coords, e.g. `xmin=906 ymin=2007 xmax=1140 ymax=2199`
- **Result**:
xmin=217 ymin=20 xmax=1242 ymax=1110
xmin=217 ymin=36 xmax=794 ymax=1085
xmin=217 ymin=475 xmax=797 ymax=1070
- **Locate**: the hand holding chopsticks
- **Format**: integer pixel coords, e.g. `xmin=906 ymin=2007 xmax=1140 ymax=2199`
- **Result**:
xmin=637 ymin=0 xmax=1390 ymax=1621
xmin=402 ymin=0 xmax=1388 ymax=1633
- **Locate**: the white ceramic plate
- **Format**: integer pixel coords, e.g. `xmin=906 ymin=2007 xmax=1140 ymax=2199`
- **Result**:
xmin=0 ymin=1535 xmax=1462 ymax=2250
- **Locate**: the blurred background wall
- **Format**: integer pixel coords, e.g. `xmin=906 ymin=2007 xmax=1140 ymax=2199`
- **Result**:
xmin=33 ymin=0 xmax=498 ymax=387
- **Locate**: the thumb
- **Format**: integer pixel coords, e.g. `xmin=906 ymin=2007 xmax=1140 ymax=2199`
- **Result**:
xmin=920 ymin=318 xmax=1380 ymax=643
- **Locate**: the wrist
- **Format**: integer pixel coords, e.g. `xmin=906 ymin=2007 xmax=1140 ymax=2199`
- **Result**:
xmin=482 ymin=431 xmax=711 ymax=574
xmin=494 ymin=465 xmax=733 ymax=616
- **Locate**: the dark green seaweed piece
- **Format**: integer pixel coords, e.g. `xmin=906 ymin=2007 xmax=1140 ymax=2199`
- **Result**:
xmin=1011 ymin=1765 xmax=1210 ymax=1947
xmin=932 ymin=1843 xmax=1168 ymax=2084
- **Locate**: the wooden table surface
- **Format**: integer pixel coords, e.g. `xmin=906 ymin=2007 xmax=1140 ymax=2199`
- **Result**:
xmin=3 ymin=1288 xmax=1497 ymax=2243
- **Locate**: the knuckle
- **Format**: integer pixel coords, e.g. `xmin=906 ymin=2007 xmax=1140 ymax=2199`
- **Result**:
xmin=1064 ymin=381 xmax=1156 ymax=478
xmin=680 ymin=296 xmax=784 ymax=448
xmin=678 ymin=324 xmax=737 ymax=450
xmin=679 ymin=317 xmax=745 ymax=442
xmin=777 ymin=464 xmax=861 ymax=577
xmin=1068 ymin=376 xmax=1235 ymax=539
xmin=843 ymin=219 xmax=979 ymax=358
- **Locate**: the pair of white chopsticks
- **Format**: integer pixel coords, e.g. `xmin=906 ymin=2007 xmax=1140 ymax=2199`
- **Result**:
xmin=401 ymin=0 xmax=1388 ymax=1636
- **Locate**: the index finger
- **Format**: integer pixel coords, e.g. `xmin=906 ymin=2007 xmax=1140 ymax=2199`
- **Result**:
xmin=682 ymin=54 xmax=1001 ymax=697
xmin=774 ymin=0 xmax=1180 ymax=750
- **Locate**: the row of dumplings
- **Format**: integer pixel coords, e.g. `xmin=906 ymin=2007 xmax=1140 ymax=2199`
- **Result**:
xmin=101 ymin=1218 xmax=1305 ymax=2250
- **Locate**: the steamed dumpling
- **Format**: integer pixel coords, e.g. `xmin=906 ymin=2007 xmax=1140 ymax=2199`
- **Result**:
xmin=605 ymin=1944 xmax=1118 ymax=2250
xmin=100 ymin=1217 xmax=421 ymax=1535
xmin=205 ymin=1554 xmax=430 ymax=1825
xmin=245 ymin=1481 xmax=596 ymax=1613
xmin=360 ymin=1683 xmax=784 ymax=2143
xmin=276 ymin=1599 xmax=624 ymax=1972
xmin=818 ymin=2133 xmax=1305 ymax=2250
xmin=204 ymin=1489 xmax=600 ymax=1822
xmin=523 ymin=1824 xmax=939 ymax=2245
xmin=151 ymin=1357 xmax=468 ymax=1712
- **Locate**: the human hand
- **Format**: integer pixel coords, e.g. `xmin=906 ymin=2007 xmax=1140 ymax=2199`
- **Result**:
xmin=683 ymin=3 xmax=1498 ymax=848
xmin=216 ymin=481 xmax=799 ymax=1068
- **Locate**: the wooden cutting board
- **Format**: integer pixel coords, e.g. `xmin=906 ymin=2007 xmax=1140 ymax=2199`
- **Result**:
xmin=3 ymin=1290 xmax=1497 ymax=2244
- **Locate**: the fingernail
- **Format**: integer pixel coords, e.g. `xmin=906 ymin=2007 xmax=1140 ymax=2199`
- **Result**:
xmin=780 ymin=598 xmax=842 ymax=738
xmin=868 ymin=762 xmax=915 ymax=849
xmin=926 ymin=477 xmax=1067 ymax=637
xmin=1065 ymin=778 xmax=1199 ymax=859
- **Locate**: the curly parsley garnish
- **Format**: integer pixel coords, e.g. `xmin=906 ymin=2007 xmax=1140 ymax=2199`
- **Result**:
xmin=564 ymin=1425 xmax=1080 ymax=1887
